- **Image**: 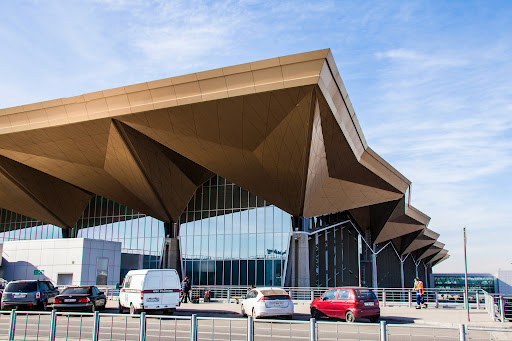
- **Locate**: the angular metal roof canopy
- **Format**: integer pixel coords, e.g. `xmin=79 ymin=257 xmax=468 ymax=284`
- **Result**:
xmin=417 ymin=241 xmax=445 ymax=260
xmin=432 ymin=254 xmax=450 ymax=266
xmin=0 ymin=49 xmax=411 ymax=227
xmin=428 ymin=249 xmax=449 ymax=265
xmin=399 ymin=227 xmax=440 ymax=255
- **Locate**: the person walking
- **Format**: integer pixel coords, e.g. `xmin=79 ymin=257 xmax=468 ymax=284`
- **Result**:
xmin=414 ymin=277 xmax=427 ymax=309
xmin=181 ymin=277 xmax=191 ymax=303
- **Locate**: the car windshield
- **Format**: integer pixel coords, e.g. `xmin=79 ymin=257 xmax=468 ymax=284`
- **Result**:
xmin=355 ymin=289 xmax=377 ymax=300
xmin=62 ymin=287 xmax=90 ymax=295
xmin=5 ymin=282 xmax=38 ymax=293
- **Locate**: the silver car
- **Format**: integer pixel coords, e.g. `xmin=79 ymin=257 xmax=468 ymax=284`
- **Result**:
xmin=1 ymin=280 xmax=58 ymax=311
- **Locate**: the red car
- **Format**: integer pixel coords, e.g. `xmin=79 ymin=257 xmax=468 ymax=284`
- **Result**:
xmin=310 ymin=287 xmax=380 ymax=323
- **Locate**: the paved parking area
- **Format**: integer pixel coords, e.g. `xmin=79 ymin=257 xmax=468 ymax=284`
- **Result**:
xmin=106 ymin=300 xmax=511 ymax=328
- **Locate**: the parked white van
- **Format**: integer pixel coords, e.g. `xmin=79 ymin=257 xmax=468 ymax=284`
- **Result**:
xmin=119 ymin=269 xmax=181 ymax=315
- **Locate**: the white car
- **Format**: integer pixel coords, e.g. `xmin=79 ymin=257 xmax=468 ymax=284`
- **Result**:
xmin=241 ymin=287 xmax=293 ymax=319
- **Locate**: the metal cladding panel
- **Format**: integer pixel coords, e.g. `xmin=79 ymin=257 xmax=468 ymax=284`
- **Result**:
xmin=376 ymin=244 xmax=401 ymax=288
xmin=343 ymin=226 xmax=359 ymax=286
xmin=403 ymin=255 xmax=416 ymax=288
xmin=334 ymin=226 xmax=343 ymax=286
xmin=317 ymin=230 xmax=327 ymax=287
xmin=0 ymin=49 xmax=411 ymax=228
xmin=326 ymin=228 xmax=335 ymax=287
xmin=308 ymin=234 xmax=316 ymax=287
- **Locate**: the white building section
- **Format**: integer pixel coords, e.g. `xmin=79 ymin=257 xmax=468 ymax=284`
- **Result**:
xmin=498 ymin=270 xmax=512 ymax=295
xmin=0 ymin=238 xmax=121 ymax=286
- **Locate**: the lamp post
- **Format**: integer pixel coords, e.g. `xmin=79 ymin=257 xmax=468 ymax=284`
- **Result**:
xmin=463 ymin=227 xmax=470 ymax=322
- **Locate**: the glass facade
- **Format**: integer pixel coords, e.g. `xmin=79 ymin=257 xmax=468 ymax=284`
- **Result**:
xmin=178 ymin=175 xmax=292 ymax=286
xmin=0 ymin=197 xmax=166 ymax=270
xmin=434 ymin=274 xmax=496 ymax=293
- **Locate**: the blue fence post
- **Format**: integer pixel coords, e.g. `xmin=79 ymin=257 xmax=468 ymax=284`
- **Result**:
xmin=190 ymin=314 xmax=197 ymax=341
xmin=7 ymin=309 xmax=16 ymax=341
xmin=139 ymin=312 xmax=146 ymax=341
xmin=247 ymin=316 xmax=254 ymax=341
xmin=380 ymin=320 xmax=387 ymax=341
xmin=92 ymin=311 xmax=100 ymax=341
xmin=49 ymin=309 xmax=58 ymax=341
xmin=309 ymin=318 xmax=316 ymax=341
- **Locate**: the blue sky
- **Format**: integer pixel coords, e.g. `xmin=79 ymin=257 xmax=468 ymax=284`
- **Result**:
xmin=1 ymin=1 xmax=511 ymax=274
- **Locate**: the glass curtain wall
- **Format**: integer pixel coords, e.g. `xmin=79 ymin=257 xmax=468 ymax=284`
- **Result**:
xmin=0 ymin=197 xmax=166 ymax=270
xmin=76 ymin=196 xmax=165 ymax=269
xmin=179 ymin=175 xmax=292 ymax=286
xmin=0 ymin=208 xmax=62 ymax=241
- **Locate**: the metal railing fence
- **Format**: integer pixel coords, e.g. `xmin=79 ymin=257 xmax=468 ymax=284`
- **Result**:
xmin=483 ymin=291 xmax=512 ymax=323
xmin=2 ymin=310 xmax=511 ymax=341
xmin=98 ymin=285 xmax=487 ymax=308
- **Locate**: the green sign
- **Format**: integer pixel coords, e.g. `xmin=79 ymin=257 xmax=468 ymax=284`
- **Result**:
xmin=34 ymin=269 xmax=44 ymax=275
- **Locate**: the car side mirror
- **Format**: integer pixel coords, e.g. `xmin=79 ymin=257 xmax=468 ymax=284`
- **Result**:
xmin=99 ymin=292 xmax=104 ymax=295
xmin=321 ymin=296 xmax=327 ymax=301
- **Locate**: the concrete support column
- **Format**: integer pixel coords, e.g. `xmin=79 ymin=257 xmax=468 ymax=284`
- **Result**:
xmin=288 ymin=232 xmax=310 ymax=287
xmin=372 ymin=245 xmax=378 ymax=288
xmin=162 ymin=238 xmax=182 ymax=277
xmin=61 ymin=228 xmax=76 ymax=238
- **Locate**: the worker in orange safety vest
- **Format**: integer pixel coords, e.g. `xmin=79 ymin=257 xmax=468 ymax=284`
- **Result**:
xmin=414 ymin=277 xmax=427 ymax=309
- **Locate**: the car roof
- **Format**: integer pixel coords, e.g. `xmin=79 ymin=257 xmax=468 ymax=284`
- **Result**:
xmin=126 ymin=269 xmax=178 ymax=275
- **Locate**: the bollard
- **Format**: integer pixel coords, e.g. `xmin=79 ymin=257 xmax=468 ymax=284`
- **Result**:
xmin=139 ymin=312 xmax=146 ymax=341
xmin=311 ymin=289 xmax=315 ymax=301
xmin=500 ymin=297 xmax=505 ymax=323
xmin=476 ymin=292 xmax=480 ymax=309
xmin=435 ymin=293 xmax=439 ymax=309
xmin=408 ymin=291 xmax=412 ymax=308
xmin=227 ymin=289 xmax=231 ymax=303
xmin=382 ymin=289 xmax=386 ymax=307
xmin=92 ymin=311 xmax=100 ymax=341
xmin=49 ymin=309 xmax=58 ymax=341
xmin=459 ymin=324 xmax=466 ymax=341
xmin=309 ymin=318 xmax=316 ymax=341
xmin=7 ymin=309 xmax=16 ymax=341
xmin=247 ymin=316 xmax=254 ymax=341
xmin=190 ymin=314 xmax=198 ymax=341
xmin=380 ymin=320 xmax=387 ymax=341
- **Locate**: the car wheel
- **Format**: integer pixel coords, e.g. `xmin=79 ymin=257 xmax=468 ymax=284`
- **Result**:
xmin=118 ymin=302 xmax=124 ymax=314
xmin=40 ymin=300 xmax=48 ymax=311
xmin=90 ymin=304 xmax=96 ymax=313
xmin=369 ymin=316 xmax=380 ymax=323
xmin=311 ymin=307 xmax=320 ymax=319
xmin=252 ymin=308 xmax=258 ymax=319
xmin=284 ymin=315 xmax=292 ymax=320
xmin=241 ymin=304 xmax=247 ymax=317
xmin=130 ymin=303 xmax=138 ymax=316
xmin=345 ymin=311 xmax=356 ymax=323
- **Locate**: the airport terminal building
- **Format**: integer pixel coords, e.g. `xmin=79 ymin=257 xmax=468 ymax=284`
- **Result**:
xmin=0 ymin=50 xmax=449 ymax=289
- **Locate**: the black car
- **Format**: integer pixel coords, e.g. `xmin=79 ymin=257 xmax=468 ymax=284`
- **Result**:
xmin=1 ymin=280 xmax=59 ymax=311
xmin=53 ymin=286 xmax=106 ymax=312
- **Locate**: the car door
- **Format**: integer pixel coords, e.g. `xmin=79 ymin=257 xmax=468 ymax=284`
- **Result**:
xmin=244 ymin=290 xmax=257 ymax=313
xmin=94 ymin=286 xmax=106 ymax=308
xmin=332 ymin=289 xmax=351 ymax=318
xmin=45 ymin=282 xmax=58 ymax=303
xmin=316 ymin=289 xmax=338 ymax=317
xmin=38 ymin=282 xmax=49 ymax=304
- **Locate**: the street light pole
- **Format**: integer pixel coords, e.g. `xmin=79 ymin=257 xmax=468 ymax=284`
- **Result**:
xmin=463 ymin=227 xmax=470 ymax=322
